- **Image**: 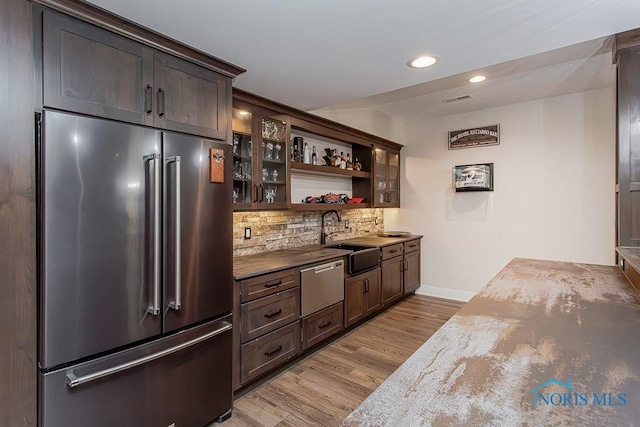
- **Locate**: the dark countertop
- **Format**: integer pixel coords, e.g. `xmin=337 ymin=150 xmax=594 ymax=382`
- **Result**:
xmin=233 ymin=234 xmax=422 ymax=280
xmin=334 ymin=234 xmax=422 ymax=248
xmin=344 ymin=258 xmax=640 ymax=426
xmin=617 ymin=246 xmax=640 ymax=272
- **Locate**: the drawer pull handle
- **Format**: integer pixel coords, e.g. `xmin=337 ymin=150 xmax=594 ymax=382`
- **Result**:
xmin=408 ymin=244 xmax=417 ymax=248
xmin=264 ymin=345 xmax=282 ymax=357
xmin=389 ymin=249 xmax=399 ymax=254
xmin=264 ymin=279 xmax=283 ymax=288
xmin=318 ymin=321 xmax=332 ymax=329
xmin=264 ymin=309 xmax=282 ymax=319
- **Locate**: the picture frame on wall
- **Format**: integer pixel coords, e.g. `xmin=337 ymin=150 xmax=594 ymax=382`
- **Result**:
xmin=452 ymin=163 xmax=494 ymax=192
xmin=448 ymin=124 xmax=499 ymax=150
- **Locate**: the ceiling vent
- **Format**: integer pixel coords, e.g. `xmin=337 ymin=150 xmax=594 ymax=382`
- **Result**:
xmin=442 ymin=95 xmax=472 ymax=104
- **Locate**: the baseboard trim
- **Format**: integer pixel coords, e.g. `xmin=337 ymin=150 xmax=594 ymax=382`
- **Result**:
xmin=415 ymin=285 xmax=475 ymax=302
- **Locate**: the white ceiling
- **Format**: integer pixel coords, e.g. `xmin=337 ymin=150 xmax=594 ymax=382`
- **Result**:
xmin=88 ymin=0 xmax=640 ymax=118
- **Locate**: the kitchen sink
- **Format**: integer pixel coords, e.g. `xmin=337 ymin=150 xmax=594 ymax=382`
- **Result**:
xmin=326 ymin=243 xmax=380 ymax=274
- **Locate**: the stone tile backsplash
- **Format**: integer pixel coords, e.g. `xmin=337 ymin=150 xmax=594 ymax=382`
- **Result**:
xmin=233 ymin=209 xmax=385 ymax=257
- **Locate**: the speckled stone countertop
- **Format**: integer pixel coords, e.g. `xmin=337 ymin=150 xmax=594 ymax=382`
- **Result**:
xmin=233 ymin=234 xmax=422 ymax=280
xmin=343 ymin=258 xmax=640 ymax=426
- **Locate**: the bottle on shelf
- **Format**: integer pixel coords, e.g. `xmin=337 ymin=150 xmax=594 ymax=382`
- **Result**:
xmin=340 ymin=151 xmax=346 ymax=169
xmin=346 ymin=153 xmax=352 ymax=170
xmin=303 ymin=142 xmax=311 ymax=164
xmin=312 ymin=146 xmax=318 ymax=165
xmin=292 ymin=137 xmax=302 ymax=162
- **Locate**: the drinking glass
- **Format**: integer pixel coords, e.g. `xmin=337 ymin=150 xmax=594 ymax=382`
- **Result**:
xmin=271 ymin=169 xmax=279 ymax=182
xmin=274 ymin=143 xmax=282 ymax=161
xmin=232 ymin=188 xmax=239 ymax=203
xmin=232 ymin=135 xmax=240 ymax=155
xmin=247 ymin=140 xmax=252 ymax=157
xmin=233 ymin=160 xmax=242 ymax=179
xmin=242 ymin=162 xmax=252 ymax=179
xmin=262 ymin=168 xmax=269 ymax=181
xmin=266 ymin=186 xmax=277 ymax=203
xmin=266 ymin=142 xmax=274 ymax=160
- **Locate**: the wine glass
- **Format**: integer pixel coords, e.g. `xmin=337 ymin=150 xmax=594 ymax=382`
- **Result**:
xmin=232 ymin=188 xmax=239 ymax=203
xmin=274 ymin=143 xmax=282 ymax=161
xmin=262 ymin=168 xmax=269 ymax=181
xmin=271 ymin=169 xmax=279 ymax=182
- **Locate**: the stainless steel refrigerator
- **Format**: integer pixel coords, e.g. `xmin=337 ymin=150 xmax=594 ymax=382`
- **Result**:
xmin=37 ymin=110 xmax=233 ymax=426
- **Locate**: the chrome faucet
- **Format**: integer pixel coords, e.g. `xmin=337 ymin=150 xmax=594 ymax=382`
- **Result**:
xmin=320 ymin=210 xmax=342 ymax=245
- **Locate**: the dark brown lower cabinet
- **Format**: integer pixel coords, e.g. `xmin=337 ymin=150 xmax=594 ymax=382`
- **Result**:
xmin=345 ymin=268 xmax=382 ymax=327
xmin=240 ymin=322 xmax=300 ymax=385
xmin=302 ymin=302 xmax=343 ymax=349
xmin=381 ymin=256 xmax=404 ymax=306
xmin=403 ymin=249 xmax=421 ymax=294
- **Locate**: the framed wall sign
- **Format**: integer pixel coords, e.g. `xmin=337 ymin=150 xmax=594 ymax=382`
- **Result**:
xmin=448 ymin=124 xmax=499 ymax=150
xmin=452 ymin=163 xmax=494 ymax=192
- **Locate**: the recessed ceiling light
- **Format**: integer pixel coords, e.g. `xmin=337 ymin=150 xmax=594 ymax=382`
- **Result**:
xmin=238 ymin=110 xmax=250 ymax=116
xmin=469 ymin=75 xmax=486 ymax=83
xmin=408 ymin=56 xmax=439 ymax=69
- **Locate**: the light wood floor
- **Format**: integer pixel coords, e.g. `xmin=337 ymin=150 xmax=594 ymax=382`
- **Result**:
xmin=220 ymin=294 xmax=464 ymax=427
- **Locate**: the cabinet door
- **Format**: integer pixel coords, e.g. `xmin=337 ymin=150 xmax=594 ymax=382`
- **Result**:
xmin=154 ymin=52 xmax=229 ymax=140
xmin=232 ymin=107 xmax=255 ymax=209
xmin=381 ymin=256 xmax=403 ymax=306
xmin=43 ymin=10 xmax=154 ymax=126
xmin=363 ymin=268 xmax=382 ymax=316
xmin=344 ymin=276 xmax=365 ymax=327
xmin=256 ymin=114 xmax=290 ymax=209
xmin=404 ymin=250 xmax=421 ymax=294
xmin=373 ymin=147 xmax=400 ymax=207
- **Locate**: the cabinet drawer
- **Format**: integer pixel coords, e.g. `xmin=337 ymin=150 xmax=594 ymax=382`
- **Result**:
xmin=404 ymin=239 xmax=420 ymax=254
xmin=239 ymin=268 xmax=299 ymax=303
xmin=240 ymin=288 xmax=299 ymax=343
xmin=381 ymin=244 xmax=403 ymax=260
xmin=302 ymin=302 xmax=343 ymax=350
xmin=241 ymin=322 xmax=300 ymax=385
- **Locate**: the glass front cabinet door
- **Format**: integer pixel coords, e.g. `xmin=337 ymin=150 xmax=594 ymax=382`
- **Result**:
xmin=258 ymin=114 xmax=290 ymax=208
xmin=374 ymin=146 xmax=400 ymax=207
xmin=232 ymin=103 xmax=290 ymax=210
xmin=231 ymin=107 xmax=254 ymax=209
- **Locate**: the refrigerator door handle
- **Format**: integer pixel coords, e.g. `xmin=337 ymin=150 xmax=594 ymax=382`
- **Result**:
xmin=65 ymin=321 xmax=232 ymax=388
xmin=144 ymin=153 xmax=161 ymax=316
xmin=166 ymin=155 xmax=182 ymax=311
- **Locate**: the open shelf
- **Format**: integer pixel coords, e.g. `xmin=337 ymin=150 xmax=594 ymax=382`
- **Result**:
xmin=291 ymin=162 xmax=370 ymax=179
xmin=291 ymin=202 xmax=371 ymax=211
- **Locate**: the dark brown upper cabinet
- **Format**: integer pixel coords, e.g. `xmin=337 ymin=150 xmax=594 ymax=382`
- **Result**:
xmin=153 ymin=52 xmax=229 ymax=140
xmin=42 ymin=10 xmax=229 ymax=140
xmin=43 ymin=10 xmax=154 ymax=126
xmin=373 ymin=146 xmax=400 ymax=207
xmin=232 ymin=98 xmax=291 ymax=211
xmin=231 ymin=90 xmax=406 ymax=211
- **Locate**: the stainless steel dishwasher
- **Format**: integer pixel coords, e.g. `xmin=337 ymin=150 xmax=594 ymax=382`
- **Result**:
xmin=300 ymin=259 xmax=345 ymax=317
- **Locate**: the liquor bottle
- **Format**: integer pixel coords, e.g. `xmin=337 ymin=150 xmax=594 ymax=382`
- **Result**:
xmin=292 ymin=137 xmax=301 ymax=162
xmin=303 ymin=142 xmax=311 ymax=164
xmin=346 ymin=153 xmax=352 ymax=170
xmin=312 ymin=146 xmax=318 ymax=165
xmin=340 ymin=151 xmax=346 ymax=169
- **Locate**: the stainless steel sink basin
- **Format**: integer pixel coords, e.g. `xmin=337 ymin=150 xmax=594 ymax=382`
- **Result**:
xmin=326 ymin=243 xmax=379 ymax=273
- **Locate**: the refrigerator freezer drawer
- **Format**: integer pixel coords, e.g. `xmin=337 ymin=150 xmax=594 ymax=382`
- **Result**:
xmin=39 ymin=316 xmax=232 ymax=427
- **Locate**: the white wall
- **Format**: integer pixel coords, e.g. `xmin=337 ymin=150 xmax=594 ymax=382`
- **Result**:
xmin=385 ymin=87 xmax=616 ymax=301
xmin=311 ymin=106 xmax=406 ymax=145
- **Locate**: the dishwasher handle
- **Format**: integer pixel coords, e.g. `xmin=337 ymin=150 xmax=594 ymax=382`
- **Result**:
xmin=303 ymin=260 xmax=343 ymax=275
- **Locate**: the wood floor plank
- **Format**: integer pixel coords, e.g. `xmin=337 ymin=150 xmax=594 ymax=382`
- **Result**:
xmin=218 ymin=294 xmax=464 ymax=427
